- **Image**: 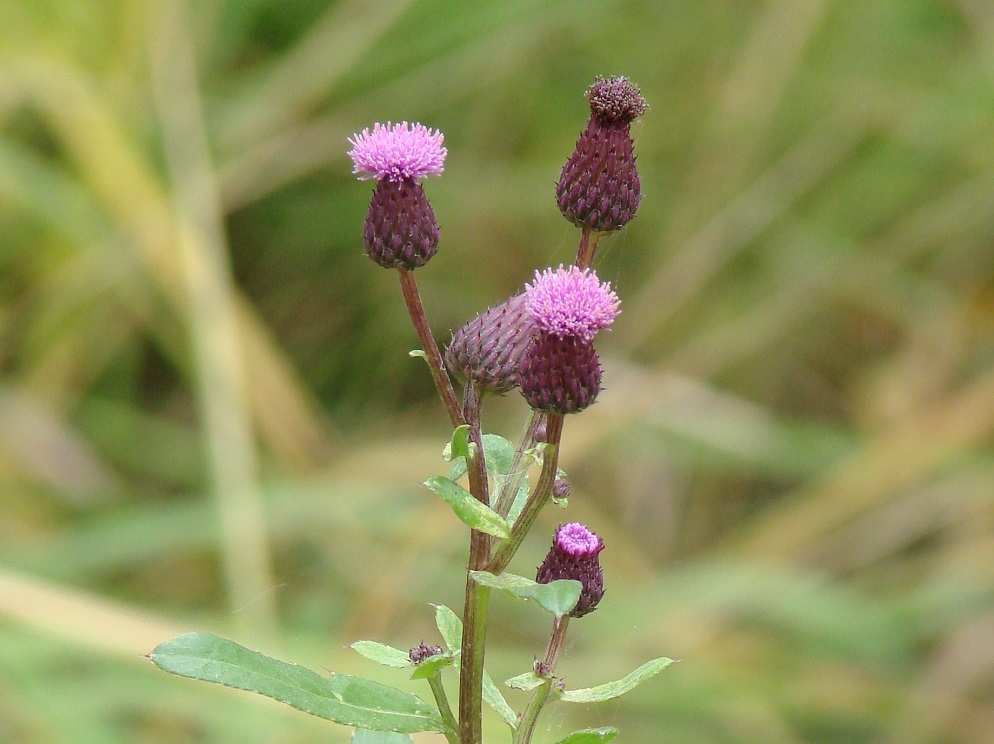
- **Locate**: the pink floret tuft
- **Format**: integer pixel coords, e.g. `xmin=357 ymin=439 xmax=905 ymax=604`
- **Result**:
xmin=555 ymin=522 xmax=603 ymax=557
xmin=525 ymin=265 xmax=620 ymax=342
xmin=348 ymin=121 xmax=447 ymax=182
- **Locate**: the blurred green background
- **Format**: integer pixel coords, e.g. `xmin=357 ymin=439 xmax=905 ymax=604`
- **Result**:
xmin=2 ymin=1 xmax=994 ymax=742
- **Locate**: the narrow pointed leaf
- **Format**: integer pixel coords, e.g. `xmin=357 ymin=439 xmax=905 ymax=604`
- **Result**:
xmin=423 ymin=476 xmax=511 ymax=538
xmin=483 ymin=673 xmax=517 ymax=728
xmin=553 ymin=727 xmax=619 ymax=744
xmin=149 ymin=633 xmax=447 ymax=734
xmin=433 ymin=604 xmax=462 ymax=652
xmin=470 ymin=571 xmax=581 ymax=617
xmin=560 ymin=657 xmax=675 ymax=703
xmin=351 ymin=729 xmax=413 ymax=744
xmin=505 ymin=671 xmax=544 ymax=691
xmin=431 ymin=604 xmax=515 ymax=727
xmin=349 ymin=641 xmax=413 ymax=668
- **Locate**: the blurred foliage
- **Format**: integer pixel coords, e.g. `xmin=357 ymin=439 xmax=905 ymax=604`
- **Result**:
xmin=2 ymin=0 xmax=994 ymax=742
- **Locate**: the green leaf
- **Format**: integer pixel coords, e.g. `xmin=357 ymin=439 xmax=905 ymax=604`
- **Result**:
xmin=351 ymin=729 xmax=413 ymax=744
xmin=470 ymin=571 xmax=581 ymax=617
xmin=483 ymin=673 xmax=517 ymax=729
xmin=481 ymin=434 xmax=516 ymax=474
xmin=409 ymin=654 xmax=454 ymax=680
xmin=552 ymin=726 xmax=619 ymax=744
xmin=431 ymin=605 xmax=515 ymax=728
xmin=560 ymin=657 xmax=675 ymax=703
xmin=349 ymin=641 xmax=413 ymax=669
xmin=446 ymin=433 xmax=515 ymax=488
xmin=444 ymin=425 xmax=472 ymax=461
xmin=408 ymin=350 xmax=427 ymax=360
xmin=504 ymin=479 xmax=531 ymax=525
xmin=423 ymin=476 xmax=511 ymax=538
xmin=504 ymin=671 xmax=544 ymax=691
xmin=149 ymin=633 xmax=447 ymax=734
xmin=433 ymin=604 xmax=462 ymax=652
xmin=446 ymin=458 xmax=469 ymax=482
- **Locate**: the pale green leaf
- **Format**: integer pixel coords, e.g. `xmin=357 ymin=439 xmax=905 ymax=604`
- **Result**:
xmin=431 ymin=605 xmax=514 ymax=727
xmin=351 ymin=729 xmax=413 ymax=744
xmin=481 ymin=434 xmax=516 ymax=474
xmin=433 ymin=604 xmax=462 ymax=652
xmin=349 ymin=641 xmax=412 ymax=668
xmin=504 ymin=671 xmax=544 ymax=691
xmin=470 ymin=571 xmax=581 ymax=616
xmin=560 ymin=657 xmax=675 ymax=703
xmin=149 ymin=633 xmax=446 ymax=734
xmin=483 ymin=672 xmax=517 ymax=728
xmin=423 ymin=476 xmax=511 ymax=538
xmin=552 ymin=726 xmax=619 ymax=744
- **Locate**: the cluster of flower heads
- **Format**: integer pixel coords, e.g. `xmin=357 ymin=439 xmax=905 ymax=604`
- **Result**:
xmin=348 ymin=76 xmax=646 ymax=619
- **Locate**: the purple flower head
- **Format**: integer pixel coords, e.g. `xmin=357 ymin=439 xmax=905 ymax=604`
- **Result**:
xmin=536 ymin=522 xmax=605 ymax=618
xmin=348 ymin=121 xmax=447 ymax=182
xmin=555 ymin=522 xmax=602 ymax=557
xmin=525 ymin=265 xmax=620 ymax=342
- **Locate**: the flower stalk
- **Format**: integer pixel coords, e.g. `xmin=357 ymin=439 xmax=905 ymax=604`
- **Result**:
xmin=398 ymin=268 xmax=464 ymax=428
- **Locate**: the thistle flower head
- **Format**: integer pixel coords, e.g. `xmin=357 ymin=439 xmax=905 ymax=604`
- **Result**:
xmin=525 ymin=265 xmax=620 ymax=343
xmin=555 ymin=522 xmax=600 ymax=555
xmin=557 ymin=76 xmax=646 ymax=233
xmin=536 ymin=522 xmax=605 ymax=618
xmin=586 ymin=76 xmax=648 ymax=123
xmin=348 ymin=121 xmax=447 ymax=182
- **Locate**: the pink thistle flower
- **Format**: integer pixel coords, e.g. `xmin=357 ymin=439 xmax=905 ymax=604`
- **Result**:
xmin=554 ymin=522 xmax=603 ymax=557
xmin=348 ymin=121 xmax=447 ymax=183
xmin=525 ymin=265 xmax=620 ymax=342
xmin=536 ymin=522 xmax=605 ymax=618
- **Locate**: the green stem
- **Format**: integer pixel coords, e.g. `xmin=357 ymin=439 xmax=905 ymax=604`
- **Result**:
xmin=513 ymin=615 xmax=571 ymax=744
xmin=457 ymin=577 xmax=490 ymax=744
xmin=458 ymin=381 xmax=491 ymax=744
xmin=488 ymin=413 xmax=564 ymax=574
xmin=492 ymin=411 xmax=544 ymax=519
xmin=397 ymin=268 xmax=464 ymax=428
xmin=426 ymin=673 xmax=460 ymax=744
xmin=512 ymin=677 xmax=555 ymax=744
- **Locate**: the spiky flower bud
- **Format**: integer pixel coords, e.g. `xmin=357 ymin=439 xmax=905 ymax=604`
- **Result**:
xmin=444 ymin=293 xmax=537 ymax=394
xmin=408 ymin=642 xmax=444 ymax=664
xmin=536 ymin=522 xmax=605 ymax=618
xmin=556 ymin=76 xmax=647 ymax=233
xmin=348 ymin=121 xmax=446 ymax=269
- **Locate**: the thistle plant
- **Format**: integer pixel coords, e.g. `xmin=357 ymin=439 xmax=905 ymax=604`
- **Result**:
xmin=149 ymin=76 xmax=670 ymax=744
